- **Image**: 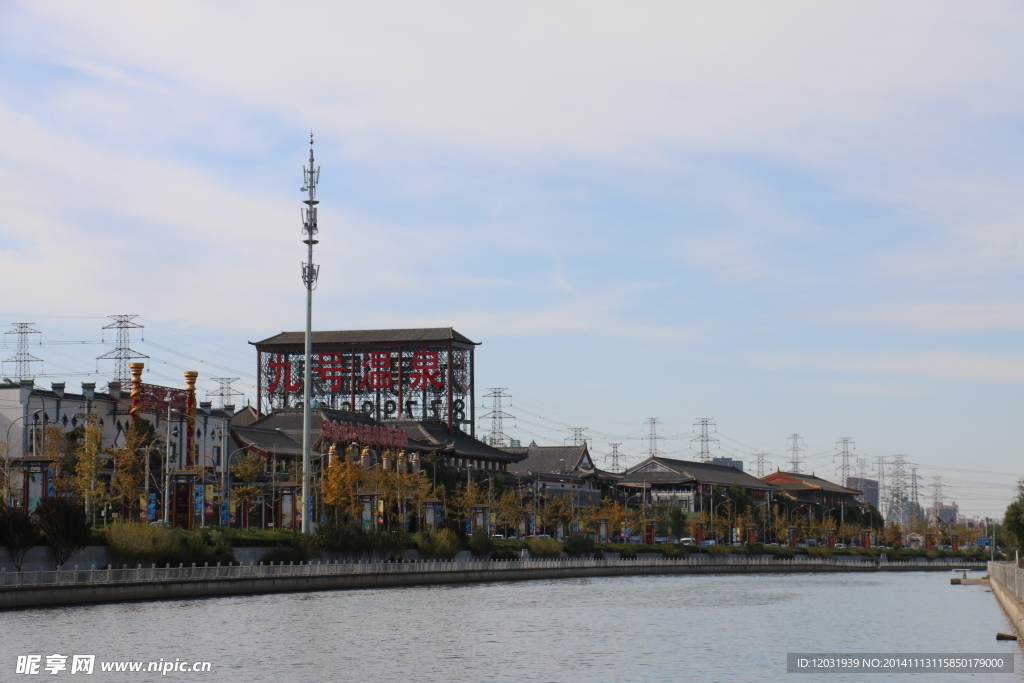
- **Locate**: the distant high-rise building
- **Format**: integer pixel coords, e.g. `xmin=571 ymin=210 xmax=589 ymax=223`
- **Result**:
xmin=933 ymin=502 xmax=959 ymax=527
xmin=711 ymin=457 xmax=744 ymax=472
xmin=846 ymin=476 xmax=879 ymax=509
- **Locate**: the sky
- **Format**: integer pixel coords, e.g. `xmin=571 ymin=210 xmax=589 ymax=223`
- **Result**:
xmin=1 ymin=2 xmax=1023 ymax=517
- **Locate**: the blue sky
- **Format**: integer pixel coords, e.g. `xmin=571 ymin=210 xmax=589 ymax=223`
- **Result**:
xmin=2 ymin=2 xmax=1024 ymax=515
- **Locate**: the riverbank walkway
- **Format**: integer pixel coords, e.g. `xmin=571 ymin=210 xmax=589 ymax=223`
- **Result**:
xmin=0 ymin=555 xmax=987 ymax=610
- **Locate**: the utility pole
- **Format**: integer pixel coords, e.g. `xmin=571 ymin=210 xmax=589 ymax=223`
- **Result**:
xmin=835 ymin=437 xmax=854 ymax=487
xmin=97 ymin=315 xmax=148 ymax=385
xmin=691 ymin=418 xmax=717 ymax=462
xmin=644 ymin=418 xmax=664 ymax=457
xmin=299 ymin=133 xmax=321 ymax=534
xmin=787 ymin=434 xmax=804 ymax=473
xmin=3 ymin=323 xmax=42 ymax=380
xmin=480 ymin=388 xmax=514 ymax=446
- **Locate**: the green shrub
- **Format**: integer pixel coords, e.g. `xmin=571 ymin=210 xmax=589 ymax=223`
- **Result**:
xmin=563 ymin=533 xmax=595 ymax=555
xmin=469 ymin=528 xmax=495 ymax=556
xmin=492 ymin=545 xmax=518 ymax=561
xmin=593 ymin=549 xmax=604 ymax=559
xmin=527 ymin=537 xmax=562 ymax=558
xmin=807 ymin=547 xmax=830 ymax=558
xmin=660 ymin=543 xmax=687 ymax=559
xmin=618 ymin=546 xmax=637 ymax=560
xmin=707 ymin=544 xmax=730 ymax=556
xmin=105 ymin=521 xmax=181 ymax=565
xmin=417 ymin=528 xmax=463 ymax=559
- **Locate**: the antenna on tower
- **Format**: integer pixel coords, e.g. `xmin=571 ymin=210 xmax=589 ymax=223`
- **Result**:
xmin=835 ymin=437 xmax=854 ymax=487
xmin=691 ymin=418 xmax=717 ymax=462
xmin=606 ymin=443 xmax=623 ymax=473
xmin=787 ymin=433 xmax=804 ymax=473
xmin=3 ymin=323 xmax=43 ymax=380
xmin=753 ymin=452 xmax=770 ymax=478
xmin=480 ymin=388 xmax=514 ymax=447
xmin=208 ymin=378 xmax=244 ymax=409
xmin=97 ymin=315 xmax=148 ymax=385
xmin=644 ymin=418 xmax=663 ymax=457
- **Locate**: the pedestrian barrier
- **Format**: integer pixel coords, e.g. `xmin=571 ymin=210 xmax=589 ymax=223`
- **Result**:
xmin=0 ymin=555 xmax=988 ymax=590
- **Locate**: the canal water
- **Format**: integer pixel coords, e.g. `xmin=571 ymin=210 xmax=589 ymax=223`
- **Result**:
xmin=1 ymin=571 xmax=1021 ymax=682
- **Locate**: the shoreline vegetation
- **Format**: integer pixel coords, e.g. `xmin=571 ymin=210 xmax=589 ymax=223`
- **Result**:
xmin=2 ymin=519 xmax=998 ymax=571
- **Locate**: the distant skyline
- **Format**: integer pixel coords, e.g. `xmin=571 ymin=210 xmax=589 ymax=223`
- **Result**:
xmin=2 ymin=2 xmax=1023 ymax=516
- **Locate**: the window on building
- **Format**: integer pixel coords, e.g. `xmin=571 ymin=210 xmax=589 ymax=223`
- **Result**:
xmin=213 ymin=446 xmax=221 ymax=467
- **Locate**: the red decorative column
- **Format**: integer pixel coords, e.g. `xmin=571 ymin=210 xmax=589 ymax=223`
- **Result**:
xmin=695 ymin=521 xmax=705 ymax=546
xmin=184 ymin=371 xmax=198 ymax=468
xmin=861 ymin=529 xmax=872 ymax=549
xmin=129 ymin=362 xmax=145 ymax=422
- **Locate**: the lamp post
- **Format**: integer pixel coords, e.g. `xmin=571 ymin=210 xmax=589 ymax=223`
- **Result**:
xmin=3 ymin=409 xmax=42 ymax=505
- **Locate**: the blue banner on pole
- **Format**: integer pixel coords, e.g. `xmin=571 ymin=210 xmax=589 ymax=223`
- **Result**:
xmin=221 ymin=501 xmax=229 ymax=526
xmin=194 ymin=485 xmax=203 ymax=515
xmin=147 ymin=493 xmax=157 ymax=520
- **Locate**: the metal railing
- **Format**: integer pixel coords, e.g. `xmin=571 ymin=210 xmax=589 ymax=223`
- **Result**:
xmin=989 ymin=561 xmax=1024 ymax=602
xmin=0 ymin=555 xmax=987 ymax=590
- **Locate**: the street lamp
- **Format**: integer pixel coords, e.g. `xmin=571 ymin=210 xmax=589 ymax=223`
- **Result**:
xmin=3 ymin=409 xmax=42 ymax=505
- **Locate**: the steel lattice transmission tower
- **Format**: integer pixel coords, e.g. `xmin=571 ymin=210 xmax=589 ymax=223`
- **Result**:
xmin=97 ymin=315 xmax=148 ymax=385
xmin=606 ymin=443 xmax=623 ymax=473
xmin=787 ymin=433 xmax=805 ymax=473
xmin=566 ymin=427 xmax=589 ymax=447
xmin=874 ymin=456 xmax=888 ymax=520
xmin=208 ymin=377 xmax=244 ymax=409
xmin=889 ymin=454 xmax=909 ymax=526
xmin=691 ymin=418 xmax=718 ymax=462
xmin=930 ymin=476 xmax=944 ymax=525
xmin=480 ymin=388 xmax=515 ymax=446
xmin=855 ymin=457 xmax=868 ymax=480
xmin=643 ymin=418 xmax=664 ymax=457
xmin=753 ymin=452 xmax=770 ymax=478
xmin=835 ymin=437 xmax=854 ymax=487
xmin=299 ymin=132 xmax=321 ymax=534
xmin=3 ymin=323 xmax=42 ymax=380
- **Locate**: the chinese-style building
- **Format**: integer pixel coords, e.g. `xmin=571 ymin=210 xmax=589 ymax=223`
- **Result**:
xmin=759 ymin=471 xmax=862 ymax=519
xmin=617 ymin=456 xmax=775 ymax=511
xmin=252 ymin=328 xmax=477 ymax=434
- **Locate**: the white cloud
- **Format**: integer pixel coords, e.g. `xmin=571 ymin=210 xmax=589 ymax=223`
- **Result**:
xmin=825 ymin=302 xmax=1024 ymax=333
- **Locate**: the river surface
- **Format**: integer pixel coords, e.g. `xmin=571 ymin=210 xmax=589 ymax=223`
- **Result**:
xmin=1 ymin=571 xmax=1021 ymax=682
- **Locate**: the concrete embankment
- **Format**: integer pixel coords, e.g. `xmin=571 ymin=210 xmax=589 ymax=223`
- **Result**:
xmin=988 ymin=566 xmax=1024 ymax=639
xmin=0 ymin=560 xmax=984 ymax=610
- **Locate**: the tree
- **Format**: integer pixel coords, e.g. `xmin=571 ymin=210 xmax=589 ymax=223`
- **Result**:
xmin=35 ymin=496 xmax=92 ymax=569
xmin=108 ymin=422 xmax=147 ymax=521
xmin=496 ymin=489 xmax=524 ymax=536
xmin=1002 ymin=479 xmax=1024 ymax=553
xmin=0 ymin=503 xmax=41 ymax=571
xmin=74 ymin=414 xmax=106 ymax=524
xmin=230 ymin=450 xmax=265 ymax=528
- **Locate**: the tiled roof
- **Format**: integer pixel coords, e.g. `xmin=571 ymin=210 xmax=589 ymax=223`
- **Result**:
xmin=232 ymin=425 xmax=302 ymax=456
xmin=619 ymin=456 xmax=775 ymax=490
xmin=388 ymin=420 xmax=521 ymax=462
xmin=252 ymin=328 xmax=478 ymax=346
xmin=501 ymin=444 xmax=592 ymax=475
xmin=761 ymin=471 xmax=861 ymax=495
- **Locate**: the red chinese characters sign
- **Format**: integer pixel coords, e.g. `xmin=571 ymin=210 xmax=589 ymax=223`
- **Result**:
xmin=322 ymin=419 xmax=409 ymax=448
xmin=258 ymin=341 xmax=473 ymax=431
xmin=136 ymin=384 xmax=188 ymax=414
